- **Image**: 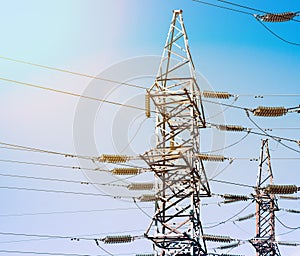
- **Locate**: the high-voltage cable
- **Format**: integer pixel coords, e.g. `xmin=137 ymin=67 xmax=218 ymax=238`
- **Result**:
xmin=0 ymin=55 xmax=146 ymax=90
xmin=192 ymin=0 xmax=300 ymax=46
xmin=0 ymin=77 xmax=151 ymax=113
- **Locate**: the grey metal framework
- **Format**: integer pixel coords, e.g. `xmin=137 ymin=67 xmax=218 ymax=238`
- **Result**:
xmin=250 ymin=139 xmax=281 ymax=256
xmin=142 ymin=10 xmax=211 ymax=256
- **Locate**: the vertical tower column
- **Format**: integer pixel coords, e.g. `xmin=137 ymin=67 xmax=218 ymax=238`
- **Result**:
xmin=142 ymin=10 xmax=210 ymax=256
xmin=250 ymin=139 xmax=281 ymax=256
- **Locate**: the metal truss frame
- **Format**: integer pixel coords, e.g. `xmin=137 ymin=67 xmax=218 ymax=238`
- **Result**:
xmin=250 ymin=139 xmax=281 ymax=256
xmin=142 ymin=10 xmax=210 ymax=256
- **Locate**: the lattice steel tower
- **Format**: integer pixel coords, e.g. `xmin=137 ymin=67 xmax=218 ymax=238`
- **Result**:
xmin=250 ymin=139 xmax=281 ymax=256
xmin=142 ymin=10 xmax=211 ymax=256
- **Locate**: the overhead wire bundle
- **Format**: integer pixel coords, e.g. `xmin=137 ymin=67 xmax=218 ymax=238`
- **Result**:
xmin=192 ymin=0 xmax=300 ymax=46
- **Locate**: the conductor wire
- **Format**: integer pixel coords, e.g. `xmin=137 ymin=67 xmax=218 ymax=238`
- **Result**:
xmin=255 ymin=16 xmax=300 ymax=46
xmin=245 ymin=110 xmax=300 ymax=154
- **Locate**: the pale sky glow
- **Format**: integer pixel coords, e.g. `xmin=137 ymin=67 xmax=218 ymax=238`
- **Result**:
xmin=0 ymin=1 xmax=299 ymax=255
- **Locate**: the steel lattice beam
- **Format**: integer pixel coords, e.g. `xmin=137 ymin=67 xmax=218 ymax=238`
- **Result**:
xmin=142 ymin=10 xmax=210 ymax=256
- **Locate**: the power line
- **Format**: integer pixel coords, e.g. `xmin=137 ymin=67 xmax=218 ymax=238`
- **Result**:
xmin=208 ymin=122 xmax=300 ymax=145
xmin=245 ymin=110 xmax=300 ymax=154
xmin=249 ymin=127 xmax=300 ymax=130
xmin=0 ymin=250 xmax=152 ymax=256
xmin=202 ymin=98 xmax=250 ymax=111
xmin=0 ymin=55 xmax=146 ymax=90
xmin=275 ymin=216 xmax=300 ymax=230
xmin=0 ymin=157 xmax=146 ymax=174
xmin=0 ymin=232 xmax=145 ymax=256
xmin=192 ymin=0 xmax=300 ymax=46
xmin=201 ymin=0 xmax=300 ymax=24
xmin=202 ymin=132 xmax=250 ymax=154
xmin=0 ymin=143 xmax=148 ymax=171
xmin=210 ymin=162 xmax=234 ymax=180
xmin=203 ymin=201 xmax=253 ymax=229
xmin=0 ymin=237 xmax=55 ymax=244
xmin=1 ymin=128 xmax=298 ymax=174
xmin=119 ymin=117 xmax=148 ymax=154
xmin=0 ymin=231 xmax=95 ymax=241
xmin=232 ymin=157 xmax=300 ymax=161
xmin=0 ymin=141 xmax=93 ymax=160
xmin=192 ymin=0 xmax=252 ymax=16
xmin=1 ymin=51 xmax=300 ymax=102
xmin=205 ymin=96 xmax=240 ymax=121
xmin=278 ymin=228 xmax=300 ymax=237
xmin=1 ymin=55 xmax=300 ymax=98
xmin=0 ymin=77 xmax=150 ymax=113
xmin=0 ymin=231 xmax=144 ymax=243
xmin=217 ymin=0 xmax=266 ymax=14
xmin=1 ymin=9 xmax=298 ymax=255
xmin=231 ymin=220 xmax=254 ymax=237
xmin=0 ymin=229 xmax=147 ymax=245
xmin=202 ymin=155 xmax=300 ymax=162
xmin=0 ymin=158 xmax=99 ymax=172
xmin=1 ymin=73 xmax=299 ymax=124
xmin=0 ymin=185 xmax=134 ymax=199
xmin=94 ymin=240 xmax=114 ymax=256
xmin=237 ymin=94 xmax=300 ymax=97
xmin=210 ymin=178 xmax=255 ymax=189
xmin=0 ymin=251 xmax=153 ymax=256
xmin=0 ymin=135 xmax=298 ymax=179
xmin=0 ymin=159 xmax=146 ymax=187
xmin=0 ymin=206 xmax=153 ymax=218
xmin=0 ymin=250 xmax=93 ymax=256
xmin=205 ymin=99 xmax=300 ymax=115
xmin=218 ymin=0 xmax=300 ymax=23
xmin=255 ymin=16 xmax=300 ymax=46
xmin=247 ymin=130 xmax=299 ymax=144
xmin=0 ymin=172 xmax=128 ymax=188
xmin=133 ymin=198 xmax=153 ymax=220
xmin=281 ymin=208 xmax=300 ymax=214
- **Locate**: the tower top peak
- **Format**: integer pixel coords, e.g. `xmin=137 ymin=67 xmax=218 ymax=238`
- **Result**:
xmin=173 ymin=9 xmax=183 ymax=14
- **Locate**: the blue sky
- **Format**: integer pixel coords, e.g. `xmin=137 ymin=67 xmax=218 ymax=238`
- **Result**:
xmin=0 ymin=1 xmax=299 ymax=255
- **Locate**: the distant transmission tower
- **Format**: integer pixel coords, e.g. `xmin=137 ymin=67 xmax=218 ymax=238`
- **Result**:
xmin=142 ymin=10 xmax=211 ymax=256
xmin=250 ymin=139 xmax=281 ymax=256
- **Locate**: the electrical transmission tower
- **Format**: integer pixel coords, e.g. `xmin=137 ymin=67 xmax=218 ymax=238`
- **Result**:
xmin=250 ymin=139 xmax=281 ymax=256
xmin=142 ymin=10 xmax=211 ymax=256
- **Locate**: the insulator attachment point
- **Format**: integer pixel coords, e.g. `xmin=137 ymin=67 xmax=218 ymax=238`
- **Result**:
xmin=253 ymin=106 xmax=287 ymax=117
xmin=202 ymin=91 xmax=231 ymax=99
xmin=256 ymin=12 xmax=297 ymax=22
xmin=217 ymin=125 xmax=245 ymax=132
xmin=197 ymin=153 xmax=225 ymax=162
xmin=202 ymin=234 xmax=233 ymax=243
xmin=98 ymin=154 xmax=130 ymax=163
xmin=111 ymin=168 xmax=140 ymax=175
xmin=128 ymin=183 xmax=154 ymax=190
xmin=264 ymin=185 xmax=298 ymax=194
xmin=104 ymin=235 xmax=133 ymax=244
xmin=139 ymin=194 xmax=156 ymax=202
